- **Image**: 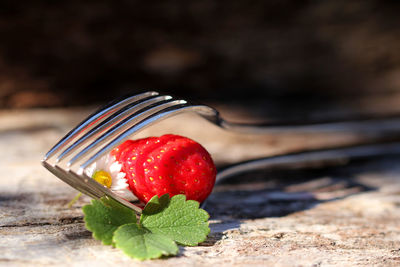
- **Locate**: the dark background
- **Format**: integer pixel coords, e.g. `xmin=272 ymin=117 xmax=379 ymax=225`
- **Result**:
xmin=1 ymin=0 xmax=400 ymax=120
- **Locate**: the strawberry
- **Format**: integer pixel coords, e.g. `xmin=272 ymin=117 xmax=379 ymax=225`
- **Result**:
xmin=111 ymin=134 xmax=216 ymax=203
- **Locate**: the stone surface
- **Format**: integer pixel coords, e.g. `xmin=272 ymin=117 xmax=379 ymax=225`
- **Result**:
xmin=1 ymin=107 xmax=400 ymax=266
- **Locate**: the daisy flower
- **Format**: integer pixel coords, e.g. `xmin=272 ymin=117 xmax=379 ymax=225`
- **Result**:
xmin=85 ymin=153 xmax=134 ymax=200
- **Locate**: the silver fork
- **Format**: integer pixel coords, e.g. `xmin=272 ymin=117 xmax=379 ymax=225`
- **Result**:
xmin=41 ymin=91 xmax=400 ymax=214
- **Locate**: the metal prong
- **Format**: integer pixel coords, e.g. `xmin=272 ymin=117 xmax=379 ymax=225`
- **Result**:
xmin=43 ymin=91 xmax=159 ymax=161
xmin=56 ymin=94 xmax=171 ymax=163
xmin=79 ymin=102 xmax=198 ymax=172
xmin=42 ymin=160 xmax=100 ymax=199
xmin=67 ymin=98 xmax=185 ymax=168
xmin=66 ymin=170 xmax=143 ymax=213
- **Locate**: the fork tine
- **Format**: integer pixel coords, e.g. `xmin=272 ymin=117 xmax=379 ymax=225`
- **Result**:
xmin=68 ymin=98 xmax=186 ymax=168
xmin=78 ymin=102 xmax=202 ymax=173
xmin=98 ymin=187 xmax=143 ymax=213
xmin=55 ymin=94 xmax=172 ymax=163
xmin=67 ymin=169 xmax=143 ymax=213
xmin=43 ymin=91 xmax=159 ymax=161
xmin=44 ymin=160 xmax=143 ymax=213
xmin=42 ymin=160 xmax=101 ymax=199
xmin=59 ymin=167 xmax=107 ymax=199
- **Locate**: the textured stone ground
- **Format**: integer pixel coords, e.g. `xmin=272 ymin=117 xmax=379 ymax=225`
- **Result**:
xmin=1 ymin=107 xmax=400 ymax=266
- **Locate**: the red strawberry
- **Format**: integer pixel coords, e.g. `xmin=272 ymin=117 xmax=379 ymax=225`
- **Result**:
xmin=111 ymin=134 xmax=216 ymax=203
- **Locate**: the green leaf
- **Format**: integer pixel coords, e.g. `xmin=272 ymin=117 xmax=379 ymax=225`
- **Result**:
xmin=140 ymin=194 xmax=210 ymax=246
xmin=113 ymin=223 xmax=178 ymax=260
xmin=82 ymin=197 xmax=137 ymax=245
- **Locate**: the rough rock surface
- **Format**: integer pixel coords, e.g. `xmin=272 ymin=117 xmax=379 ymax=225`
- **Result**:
xmin=1 ymin=107 xmax=400 ymax=266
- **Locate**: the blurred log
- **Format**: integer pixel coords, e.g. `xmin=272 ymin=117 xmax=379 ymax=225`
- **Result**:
xmin=1 ymin=1 xmax=400 ymax=109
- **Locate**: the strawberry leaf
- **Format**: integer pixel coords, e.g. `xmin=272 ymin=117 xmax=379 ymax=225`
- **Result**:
xmin=82 ymin=197 xmax=137 ymax=245
xmin=82 ymin=194 xmax=210 ymax=260
xmin=113 ymin=223 xmax=178 ymax=260
xmin=140 ymin=194 xmax=210 ymax=246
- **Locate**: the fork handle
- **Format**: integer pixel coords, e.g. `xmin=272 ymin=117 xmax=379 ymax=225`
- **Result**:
xmin=218 ymin=117 xmax=400 ymax=134
xmin=215 ymin=141 xmax=400 ymax=184
xmin=194 ymin=104 xmax=400 ymax=134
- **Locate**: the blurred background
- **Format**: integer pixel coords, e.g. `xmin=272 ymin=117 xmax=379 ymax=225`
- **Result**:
xmin=1 ymin=0 xmax=400 ymax=121
xmin=3 ymin=2 xmax=400 ymax=264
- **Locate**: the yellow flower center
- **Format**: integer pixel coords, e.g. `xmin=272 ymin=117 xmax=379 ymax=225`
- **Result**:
xmin=93 ymin=170 xmax=112 ymax=188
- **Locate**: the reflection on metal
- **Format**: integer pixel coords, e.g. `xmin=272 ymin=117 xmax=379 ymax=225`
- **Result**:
xmin=42 ymin=91 xmax=400 ymax=214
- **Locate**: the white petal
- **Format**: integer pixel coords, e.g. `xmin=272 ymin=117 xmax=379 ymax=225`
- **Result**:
xmin=116 ymin=178 xmax=128 ymax=185
xmin=109 ymin=161 xmax=122 ymax=173
xmin=86 ymin=152 xmax=134 ymax=199
xmin=85 ymin=162 xmax=97 ymax=177
xmin=116 ymin=172 xmax=126 ymax=179
xmin=113 ymin=183 xmax=126 ymax=190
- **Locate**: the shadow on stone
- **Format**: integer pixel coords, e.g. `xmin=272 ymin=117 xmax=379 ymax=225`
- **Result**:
xmin=205 ymin=157 xmax=383 ymax=220
xmin=200 ymin=220 xmax=242 ymax=246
